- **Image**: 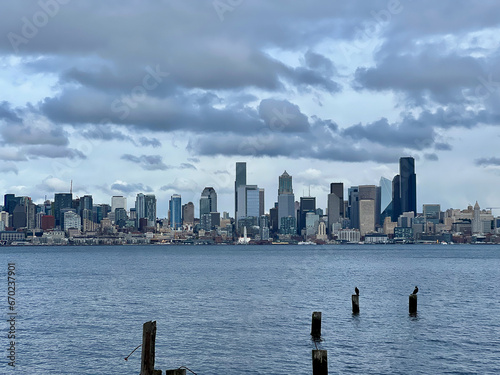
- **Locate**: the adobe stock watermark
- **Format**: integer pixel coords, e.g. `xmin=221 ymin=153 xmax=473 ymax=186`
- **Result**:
xmin=238 ymin=103 xmax=296 ymax=156
xmin=7 ymin=0 xmax=71 ymax=53
xmin=50 ymin=64 xmax=169 ymax=177
xmin=341 ymin=0 xmax=403 ymax=62
xmin=213 ymin=0 xmax=244 ymax=22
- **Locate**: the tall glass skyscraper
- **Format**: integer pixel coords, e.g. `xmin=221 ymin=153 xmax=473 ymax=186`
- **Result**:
xmin=169 ymin=194 xmax=182 ymax=229
xmin=235 ymin=162 xmax=247 ymax=220
xmin=399 ymin=157 xmax=417 ymax=215
xmin=278 ymin=171 xmax=295 ymax=234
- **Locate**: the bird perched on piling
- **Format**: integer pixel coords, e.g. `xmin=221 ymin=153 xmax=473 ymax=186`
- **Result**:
xmin=355 ymin=287 xmax=359 ymax=296
xmin=413 ymin=286 xmax=418 ymax=294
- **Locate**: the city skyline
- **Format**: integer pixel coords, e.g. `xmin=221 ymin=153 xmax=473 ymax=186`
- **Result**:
xmin=2 ymin=2 xmax=500 ymax=215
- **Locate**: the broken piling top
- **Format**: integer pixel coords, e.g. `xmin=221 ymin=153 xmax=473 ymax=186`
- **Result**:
xmin=311 ymin=311 xmax=322 ymax=339
xmin=141 ymin=321 xmax=157 ymax=375
xmin=409 ymin=294 xmax=418 ymax=314
xmin=352 ymin=294 xmax=360 ymax=314
xmin=312 ymin=349 xmax=328 ymax=375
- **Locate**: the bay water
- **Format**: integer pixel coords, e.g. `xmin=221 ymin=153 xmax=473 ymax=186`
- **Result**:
xmin=1 ymin=244 xmax=500 ymax=374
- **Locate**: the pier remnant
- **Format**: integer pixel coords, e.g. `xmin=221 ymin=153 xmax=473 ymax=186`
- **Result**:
xmin=141 ymin=321 xmax=161 ymax=375
xmin=311 ymin=311 xmax=322 ymax=339
xmin=312 ymin=349 xmax=328 ymax=375
xmin=409 ymin=294 xmax=417 ymax=314
xmin=352 ymin=294 xmax=360 ymax=314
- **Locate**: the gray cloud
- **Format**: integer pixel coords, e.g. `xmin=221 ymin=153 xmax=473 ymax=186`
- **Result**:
xmin=24 ymin=146 xmax=86 ymax=160
xmin=0 ymin=101 xmax=22 ymax=123
xmin=111 ymin=182 xmax=153 ymax=194
xmin=138 ymin=137 xmax=161 ymax=148
xmin=121 ymin=154 xmax=170 ymax=170
xmin=475 ymin=157 xmax=500 ymax=167
xmin=0 ymin=162 xmax=19 ymax=174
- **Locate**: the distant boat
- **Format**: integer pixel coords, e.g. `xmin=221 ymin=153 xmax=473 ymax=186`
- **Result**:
xmin=298 ymin=241 xmax=316 ymax=245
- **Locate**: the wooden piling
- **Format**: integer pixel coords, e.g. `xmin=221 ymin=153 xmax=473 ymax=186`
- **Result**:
xmin=165 ymin=370 xmax=186 ymax=375
xmin=352 ymin=294 xmax=359 ymax=314
xmin=312 ymin=349 xmax=328 ymax=375
xmin=311 ymin=311 xmax=322 ymax=339
xmin=409 ymin=294 xmax=417 ymax=314
xmin=141 ymin=321 xmax=157 ymax=375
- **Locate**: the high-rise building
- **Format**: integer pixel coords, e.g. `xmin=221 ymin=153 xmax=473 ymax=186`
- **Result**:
xmin=348 ymin=187 xmax=359 ymax=229
xmin=391 ymin=175 xmax=401 ymax=222
xmin=237 ymin=185 xmax=260 ymax=221
xmin=259 ymin=188 xmax=265 ymax=217
xmin=399 ymin=157 xmax=417 ymax=214
xmin=54 ymin=193 xmax=73 ymax=227
xmin=380 ymin=177 xmax=393 ymax=223
xmin=278 ymin=171 xmax=296 ymax=234
xmin=235 ymin=162 xmax=247 ymax=220
xmin=182 ymin=202 xmax=195 ymax=226
xmin=327 ymin=182 xmax=343 ymax=235
xmin=135 ymin=194 xmax=156 ymax=228
xmin=144 ymin=195 xmax=156 ymax=227
xmin=200 ymin=187 xmax=217 ymax=218
xmin=423 ymin=204 xmax=441 ymax=225
xmin=111 ymin=196 xmax=127 ymax=213
xmin=298 ymin=196 xmax=316 ymax=235
xmin=169 ymin=194 xmax=182 ymax=229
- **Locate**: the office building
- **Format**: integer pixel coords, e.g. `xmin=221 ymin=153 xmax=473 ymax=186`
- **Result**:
xmin=54 ymin=193 xmax=73 ymax=227
xmin=169 ymin=194 xmax=182 ymax=229
xmin=278 ymin=171 xmax=296 ymax=234
xmin=200 ymin=187 xmax=217 ymax=218
xmin=235 ymin=162 xmax=246 ymax=220
xmin=111 ymin=196 xmax=127 ymax=213
xmin=298 ymin=196 xmax=316 ymax=235
xmin=399 ymin=156 xmax=417 ymax=214
xmin=327 ymin=182 xmax=343 ymax=235
xmin=182 ymin=202 xmax=195 ymax=226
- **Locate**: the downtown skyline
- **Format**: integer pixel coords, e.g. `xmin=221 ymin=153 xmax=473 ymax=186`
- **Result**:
xmin=2 ymin=1 xmax=500 ymax=214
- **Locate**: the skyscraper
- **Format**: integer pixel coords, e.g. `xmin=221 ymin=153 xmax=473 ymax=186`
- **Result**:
xmin=327 ymin=182 xmax=343 ymax=235
xmin=182 ymin=202 xmax=195 ymax=226
xmin=200 ymin=187 xmax=217 ymax=218
xmin=298 ymin=196 xmax=316 ymax=235
xmin=111 ymin=196 xmax=127 ymax=213
xmin=135 ymin=193 xmax=156 ymax=228
xmin=391 ymin=175 xmax=401 ymax=222
xmin=380 ymin=177 xmax=393 ymax=222
xmin=400 ymin=157 xmax=417 ymax=215
xmin=235 ymin=162 xmax=247 ymax=220
xmin=278 ymin=171 xmax=296 ymax=234
xmin=169 ymin=194 xmax=182 ymax=229
xmin=54 ymin=193 xmax=73 ymax=227
xmin=348 ymin=187 xmax=359 ymax=229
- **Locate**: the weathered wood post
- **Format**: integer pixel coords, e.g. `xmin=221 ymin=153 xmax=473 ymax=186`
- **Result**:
xmin=165 ymin=370 xmax=186 ymax=375
xmin=352 ymin=294 xmax=360 ymax=314
xmin=141 ymin=321 xmax=161 ymax=375
xmin=311 ymin=311 xmax=322 ymax=339
xmin=409 ymin=294 xmax=417 ymax=314
xmin=312 ymin=349 xmax=328 ymax=375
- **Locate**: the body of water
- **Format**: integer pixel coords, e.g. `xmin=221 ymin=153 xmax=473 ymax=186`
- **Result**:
xmin=1 ymin=244 xmax=500 ymax=374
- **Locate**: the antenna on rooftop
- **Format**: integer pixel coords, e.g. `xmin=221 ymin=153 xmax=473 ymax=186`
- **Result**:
xmin=309 ymin=185 xmax=311 ymax=197
xmin=70 ymin=180 xmax=73 ymax=194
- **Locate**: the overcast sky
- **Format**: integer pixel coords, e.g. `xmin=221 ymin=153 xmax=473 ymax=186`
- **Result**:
xmin=2 ymin=0 xmax=500 ymax=217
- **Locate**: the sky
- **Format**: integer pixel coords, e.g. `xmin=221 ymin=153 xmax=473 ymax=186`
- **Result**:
xmin=2 ymin=0 xmax=500 ymax=217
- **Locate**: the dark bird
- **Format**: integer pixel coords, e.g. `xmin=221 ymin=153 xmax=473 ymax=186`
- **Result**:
xmin=355 ymin=287 xmax=359 ymax=296
xmin=413 ymin=286 xmax=418 ymax=294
